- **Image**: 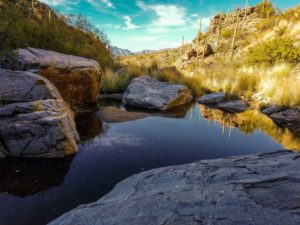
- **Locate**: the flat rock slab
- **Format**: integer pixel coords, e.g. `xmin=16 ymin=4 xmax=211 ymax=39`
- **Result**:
xmin=1 ymin=48 xmax=101 ymax=106
xmin=1 ymin=47 xmax=100 ymax=71
xmin=122 ymin=76 xmax=193 ymax=111
xmin=269 ymin=108 xmax=300 ymax=134
xmin=0 ymin=70 xmax=79 ymax=158
xmin=48 ymin=151 xmax=300 ymax=225
xmin=198 ymin=92 xmax=226 ymax=104
xmin=97 ymin=106 xmax=150 ymax=123
xmin=217 ymin=100 xmax=249 ymax=113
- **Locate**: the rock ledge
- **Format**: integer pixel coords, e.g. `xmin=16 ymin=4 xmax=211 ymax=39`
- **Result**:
xmin=49 ymin=151 xmax=300 ymax=225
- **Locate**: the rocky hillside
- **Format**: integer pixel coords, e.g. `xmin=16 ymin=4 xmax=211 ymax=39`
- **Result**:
xmin=0 ymin=0 xmax=113 ymax=68
xmin=121 ymin=3 xmax=300 ymax=70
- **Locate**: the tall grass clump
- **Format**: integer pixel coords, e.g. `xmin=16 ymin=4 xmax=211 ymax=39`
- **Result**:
xmin=257 ymin=64 xmax=300 ymax=106
xmin=101 ymin=68 xmax=131 ymax=93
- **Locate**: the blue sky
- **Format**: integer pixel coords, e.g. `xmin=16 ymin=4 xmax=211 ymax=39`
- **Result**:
xmin=41 ymin=0 xmax=299 ymax=52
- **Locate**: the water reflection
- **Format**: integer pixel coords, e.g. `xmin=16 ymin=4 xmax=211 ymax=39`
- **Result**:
xmin=1 ymin=101 xmax=299 ymax=225
xmin=0 ymin=157 xmax=73 ymax=197
xmin=199 ymin=105 xmax=300 ymax=151
xmin=75 ymin=109 xmax=104 ymax=143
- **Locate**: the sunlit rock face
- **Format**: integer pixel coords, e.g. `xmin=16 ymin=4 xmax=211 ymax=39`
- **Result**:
xmin=1 ymin=47 xmax=102 ymax=107
xmin=0 ymin=69 xmax=79 ymax=158
xmin=122 ymin=76 xmax=193 ymax=111
xmin=48 ymin=151 xmax=300 ymax=225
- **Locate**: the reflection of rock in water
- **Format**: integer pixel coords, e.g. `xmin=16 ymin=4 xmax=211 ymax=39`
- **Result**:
xmin=0 ymin=157 xmax=73 ymax=197
xmin=199 ymin=105 xmax=300 ymax=151
xmin=75 ymin=110 xmax=104 ymax=143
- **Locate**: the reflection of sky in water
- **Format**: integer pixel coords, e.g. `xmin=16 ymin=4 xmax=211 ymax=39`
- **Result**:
xmin=0 ymin=102 xmax=295 ymax=225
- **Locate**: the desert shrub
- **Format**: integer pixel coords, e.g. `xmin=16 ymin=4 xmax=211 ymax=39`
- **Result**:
xmin=0 ymin=1 xmax=113 ymax=67
xmin=255 ymin=17 xmax=278 ymax=32
xmin=247 ymin=37 xmax=300 ymax=65
xmin=283 ymin=5 xmax=300 ymax=21
xmin=221 ymin=28 xmax=234 ymax=39
xmin=255 ymin=0 xmax=276 ymax=18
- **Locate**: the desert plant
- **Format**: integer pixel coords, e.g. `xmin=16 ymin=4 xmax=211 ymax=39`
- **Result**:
xmin=247 ymin=37 xmax=300 ymax=65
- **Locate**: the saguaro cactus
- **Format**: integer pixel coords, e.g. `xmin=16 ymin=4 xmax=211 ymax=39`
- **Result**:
xmin=230 ymin=12 xmax=240 ymax=60
xmin=244 ymin=0 xmax=249 ymax=18
xmin=182 ymin=35 xmax=185 ymax=56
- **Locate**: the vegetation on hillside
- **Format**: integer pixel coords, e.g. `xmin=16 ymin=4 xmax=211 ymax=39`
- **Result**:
xmin=115 ymin=2 xmax=300 ymax=108
xmin=0 ymin=0 xmax=113 ymax=67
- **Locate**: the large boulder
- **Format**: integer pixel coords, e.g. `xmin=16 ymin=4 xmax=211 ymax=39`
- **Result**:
xmin=269 ymin=108 xmax=300 ymax=134
xmin=1 ymin=47 xmax=101 ymax=106
xmin=48 ymin=151 xmax=300 ymax=225
xmin=122 ymin=76 xmax=193 ymax=111
xmin=0 ymin=69 xmax=79 ymax=158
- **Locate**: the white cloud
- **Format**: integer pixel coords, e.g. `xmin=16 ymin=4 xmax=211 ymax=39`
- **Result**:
xmin=101 ymin=0 xmax=115 ymax=8
xmin=39 ymin=0 xmax=75 ymax=6
xmin=123 ymin=16 xmax=140 ymax=30
xmin=137 ymin=1 xmax=187 ymax=29
xmin=87 ymin=0 xmax=115 ymax=9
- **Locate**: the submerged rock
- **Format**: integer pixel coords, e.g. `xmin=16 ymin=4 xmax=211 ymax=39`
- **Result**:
xmin=48 ymin=151 xmax=300 ymax=225
xmin=122 ymin=76 xmax=193 ymax=111
xmin=1 ymin=47 xmax=101 ymax=106
xmin=98 ymin=106 xmax=150 ymax=123
xmin=217 ymin=100 xmax=249 ymax=113
xmin=198 ymin=92 xmax=226 ymax=104
xmin=269 ymin=108 xmax=300 ymax=134
xmin=0 ymin=69 xmax=79 ymax=158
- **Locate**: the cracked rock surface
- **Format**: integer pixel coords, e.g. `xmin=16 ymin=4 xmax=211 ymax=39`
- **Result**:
xmin=1 ymin=47 xmax=102 ymax=106
xmin=122 ymin=76 xmax=193 ymax=111
xmin=48 ymin=151 xmax=300 ymax=225
xmin=0 ymin=69 xmax=79 ymax=158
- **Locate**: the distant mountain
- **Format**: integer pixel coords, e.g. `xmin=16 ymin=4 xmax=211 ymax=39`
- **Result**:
xmin=136 ymin=49 xmax=155 ymax=55
xmin=110 ymin=46 xmax=133 ymax=56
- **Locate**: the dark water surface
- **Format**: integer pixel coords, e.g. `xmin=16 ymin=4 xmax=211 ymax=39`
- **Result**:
xmin=0 ymin=101 xmax=297 ymax=225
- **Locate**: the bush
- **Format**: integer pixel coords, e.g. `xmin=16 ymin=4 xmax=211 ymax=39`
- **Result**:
xmin=247 ymin=37 xmax=300 ymax=65
xmin=0 ymin=1 xmax=113 ymax=67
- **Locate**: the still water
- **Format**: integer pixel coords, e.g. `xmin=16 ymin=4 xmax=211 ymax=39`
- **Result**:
xmin=0 ymin=101 xmax=297 ymax=225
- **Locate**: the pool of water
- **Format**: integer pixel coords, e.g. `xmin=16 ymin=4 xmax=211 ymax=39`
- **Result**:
xmin=0 ymin=101 xmax=298 ymax=225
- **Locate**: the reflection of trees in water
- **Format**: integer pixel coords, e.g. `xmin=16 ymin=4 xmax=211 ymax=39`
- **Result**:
xmin=199 ymin=105 xmax=300 ymax=151
xmin=75 ymin=110 xmax=105 ymax=143
xmin=0 ymin=157 xmax=73 ymax=197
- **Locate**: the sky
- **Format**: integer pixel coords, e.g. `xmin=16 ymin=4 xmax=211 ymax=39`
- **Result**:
xmin=40 ymin=0 xmax=299 ymax=52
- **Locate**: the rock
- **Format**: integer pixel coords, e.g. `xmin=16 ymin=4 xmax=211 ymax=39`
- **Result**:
xmin=261 ymin=105 xmax=284 ymax=115
xmin=122 ymin=76 xmax=193 ymax=111
xmin=198 ymin=92 xmax=226 ymax=104
xmin=269 ymin=108 xmax=300 ymax=134
xmin=48 ymin=151 xmax=300 ymax=225
xmin=0 ymin=69 xmax=61 ymax=103
xmin=1 ymin=47 xmax=101 ymax=106
xmin=98 ymin=107 xmax=150 ymax=123
xmin=217 ymin=100 xmax=249 ymax=113
xmin=0 ymin=69 xmax=79 ymax=158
